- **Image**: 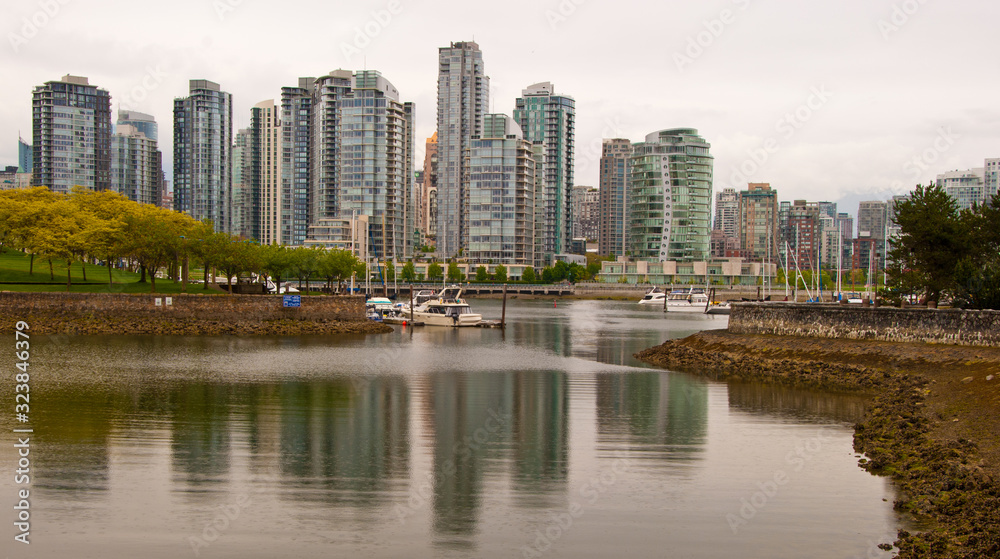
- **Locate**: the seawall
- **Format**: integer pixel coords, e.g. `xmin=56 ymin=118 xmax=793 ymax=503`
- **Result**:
xmin=729 ymin=302 xmax=1000 ymax=347
xmin=0 ymin=292 xmax=389 ymax=335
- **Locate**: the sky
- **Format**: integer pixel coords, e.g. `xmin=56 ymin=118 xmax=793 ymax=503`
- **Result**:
xmin=3 ymin=0 xmax=997 ymax=216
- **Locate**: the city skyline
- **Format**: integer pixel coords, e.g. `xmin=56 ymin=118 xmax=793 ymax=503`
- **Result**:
xmin=3 ymin=0 xmax=997 ymax=213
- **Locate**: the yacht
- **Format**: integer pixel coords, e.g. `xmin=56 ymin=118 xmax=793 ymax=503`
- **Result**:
xmin=638 ymin=287 xmax=665 ymax=305
xmin=365 ymin=297 xmax=395 ymax=321
xmin=410 ymin=286 xmax=482 ymax=327
xmin=663 ymin=288 xmax=712 ymax=312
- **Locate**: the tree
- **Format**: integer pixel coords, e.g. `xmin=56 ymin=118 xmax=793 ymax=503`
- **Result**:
xmin=475 ymin=265 xmax=488 ymax=282
xmin=447 ymin=262 xmax=464 ymax=282
xmin=401 ymin=261 xmax=416 ymax=281
xmin=261 ymin=244 xmax=296 ymax=292
xmin=495 ymin=264 xmax=507 ymax=282
xmin=427 ymin=262 xmax=443 ymax=280
xmin=318 ymin=249 xmax=358 ymax=293
xmin=521 ymin=267 xmax=535 ymax=283
xmin=33 ymin=199 xmax=83 ymax=290
xmin=121 ymin=205 xmax=191 ymax=293
xmin=889 ymin=184 xmax=969 ymax=304
xmin=216 ymin=238 xmax=264 ymax=294
xmin=953 ymin=256 xmax=1000 ymax=310
xmin=291 ymin=246 xmax=322 ymax=291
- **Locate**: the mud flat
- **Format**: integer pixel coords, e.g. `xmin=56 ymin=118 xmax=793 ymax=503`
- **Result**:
xmin=636 ymin=330 xmax=1000 ymax=558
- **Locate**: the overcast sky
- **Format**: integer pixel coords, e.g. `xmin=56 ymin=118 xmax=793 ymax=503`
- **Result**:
xmin=3 ymin=0 xmax=997 ymax=215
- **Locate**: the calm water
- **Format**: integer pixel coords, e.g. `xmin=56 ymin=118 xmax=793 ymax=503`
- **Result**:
xmin=1 ymin=299 xmax=899 ymax=558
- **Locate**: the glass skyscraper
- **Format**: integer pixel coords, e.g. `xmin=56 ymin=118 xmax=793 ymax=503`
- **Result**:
xmin=17 ymin=136 xmax=32 ymax=174
xmin=629 ymin=128 xmax=713 ymax=262
xmin=173 ymin=80 xmax=232 ymax=233
xmin=513 ymin=82 xmax=575 ymax=263
xmin=310 ymin=70 xmax=353 ymax=225
xmin=111 ymin=124 xmax=161 ymax=206
xmin=31 ymin=75 xmax=112 ymax=193
xmin=436 ymin=41 xmax=488 ymax=259
xmin=280 ymin=78 xmax=314 ymax=247
xmin=117 ymin=110 xmax=158 ymax=142
xmin=251 ymin=100 xmax=281 ymax=245
xmin=466 ymin=114 xmax=537 ymax=265
xmin=337 ymin=71 xmax=413 ymax=259
xmin=598 ymin=139 xmax=632 ymax=257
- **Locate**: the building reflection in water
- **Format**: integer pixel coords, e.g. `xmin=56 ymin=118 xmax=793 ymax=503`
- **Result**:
xmin=596 ymin=371 xmax=709 ymax=463
xmin=272 ymin=377 xmax=410 ymax=508
xmin=31 ymin=385 xmax=115 ymax=496
xmin=510 ymin=371 xmax=569 ymax=499
xmin=422 ymin=371 xmax=512 ymax=546
xmin=726 ymin=381 xmax=871 ymax=425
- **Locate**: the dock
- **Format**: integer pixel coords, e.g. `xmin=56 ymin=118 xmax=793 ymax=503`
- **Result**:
xmin=382 ymin=317 xmax=424 ymax=326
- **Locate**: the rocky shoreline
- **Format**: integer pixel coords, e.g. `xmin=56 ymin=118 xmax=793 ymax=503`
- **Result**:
xmin=636 ymin=330 xmax=1000 ymax=558
xmin=12 ymin=316 xmax=392 ymax=336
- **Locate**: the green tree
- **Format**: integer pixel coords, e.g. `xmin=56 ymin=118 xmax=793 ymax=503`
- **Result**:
xmin=521 ymin=266 xmax=535 ymax=283
xmin=261 ymin=244 xmax=296 ymax=292
xmin=447 ymin=262 xmax=464 ymax=282
xmin=889 ymin=184 xmax=968 ymax=304
xmin=495 ymin=264 xmax=507 ymax=282
xmin=475 ymin=265 xmax=488 ymax=282
xmin=318 ymin=249 xmax=358 ymax=293
xmin=217 ymin=238 xmax=264 ymax=294
xmin=401 ymin=261 xmax=416 ymax=281
xmin=292 ymin=246 xmax=322 ymax=291
xmin=427 ymin=262 xmax=443 ymax=280
xmin=121 ymin=205 xmax=192 ymax=293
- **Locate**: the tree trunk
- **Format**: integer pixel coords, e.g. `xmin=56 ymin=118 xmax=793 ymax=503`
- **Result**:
xmin=81 ymin=259 xmax=87 ymax=281
xmin=228 ymin=273 xmax=233 ymax=295
xmin=140 ymin=265 xmax=147 ymax=283
xmin=29 ymin=253 xmax=34 ymax=275
xmin=109 ymin=258 xmax=114 ymax=286
xmin=49 ymin=258 xmax=54 ymax=280
xmin=150 ymin=270 xmax=156 ymax=294
xmin=203 ymin=261 xmax=210 ymax=290
xmin=66 ymin=261 xmax=72 ymax=291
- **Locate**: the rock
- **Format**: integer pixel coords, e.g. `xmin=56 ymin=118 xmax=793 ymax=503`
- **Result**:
xmin=962 ymin=376 xmax=975 ymax=384
xmin=987 ymin=375 xmax=995 ymax=381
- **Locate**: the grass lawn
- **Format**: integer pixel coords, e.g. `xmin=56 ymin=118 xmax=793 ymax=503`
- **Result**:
xmin=0 ymin=249 xmax=227 ymax=294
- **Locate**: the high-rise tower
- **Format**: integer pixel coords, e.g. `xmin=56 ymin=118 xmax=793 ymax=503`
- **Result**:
xmin=513 ymin=82 xmax=575 ymax=263
xmin=31 ymin=75 xmax=112 ymax=193
xmin=173 ymin=79 xmax=232 ymax=233
xmin=436 ymin=41 xmax=488 ymax=258
xmin=629 ymin=129 xmax=713 ymax=262
xmin=598 ymin=139 xmax=632 ymax=257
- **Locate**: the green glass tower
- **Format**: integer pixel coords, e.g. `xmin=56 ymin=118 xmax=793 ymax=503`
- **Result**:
xmin=513 ymin=82 xmax=575 ymax=264
xmin=629 ymin=128 xmax=713 ymax=262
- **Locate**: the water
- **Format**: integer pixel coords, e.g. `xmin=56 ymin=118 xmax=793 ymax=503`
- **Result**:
xmin=1 ymin=299 xmax=898 ymax=558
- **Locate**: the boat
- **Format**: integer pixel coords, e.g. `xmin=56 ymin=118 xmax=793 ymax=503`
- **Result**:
xmin=662 ymin=288 xmax=712 ymax=313
xmin=365 ymin=297 xmax=395 ymax=321
xmin=705 ymin=302 xmax=731 ymax=315
xmin=409 ymin=286 xmax=482 ymax=327
xmin=638 ymin=287 xmax=665 ymax=305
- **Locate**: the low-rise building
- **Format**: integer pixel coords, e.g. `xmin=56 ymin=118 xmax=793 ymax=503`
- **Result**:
xmin=598 ymin=257 xmax=776 ymax=286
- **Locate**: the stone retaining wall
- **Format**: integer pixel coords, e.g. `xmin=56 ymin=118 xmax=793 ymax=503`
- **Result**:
xmin=0 ymin=292 xmax=366 ymax=327
xmin=729 ymin=303 xmax=1000 ymax=347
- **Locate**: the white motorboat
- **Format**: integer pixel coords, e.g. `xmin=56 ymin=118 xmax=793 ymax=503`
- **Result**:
xmin=409 ymin=286 xmax=482 ymax=327
xmin=365 ymin=297 xmax=395 ymax=321
xmin=638 ymin=287 xmax=665 ymax=305
xmin=662 ymin=289 xmax=712 ymax=313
